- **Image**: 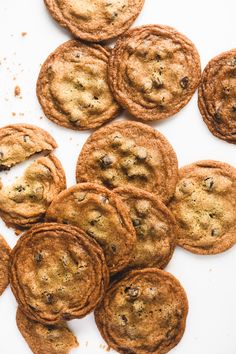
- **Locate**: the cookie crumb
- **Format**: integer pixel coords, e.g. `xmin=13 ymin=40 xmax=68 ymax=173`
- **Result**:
xmin=21 ymin=32 xmax=27 ymax=37
xmin=14 ymin=86 xmax=21 ymax=97
xmin=12 ymin=112 xmax=16 ymax=117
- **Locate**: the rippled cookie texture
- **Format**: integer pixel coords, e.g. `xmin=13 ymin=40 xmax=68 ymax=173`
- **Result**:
xmin=10 ymin=223 xmax=109 ymax=325
xmin=46 ymin=183 xmax=136 ymax=274
xmin=16 ymin=308 xmax=78 ymax=354
xmin=109 ymin=25 xmax=201 ymax=121
xmin=114 ymin=187 xmax=176 ymax=270
xmin=0 ymin=235 xmax=11 ymax=296
xmin=0 ymin=124 xmax=57 ymax=170
xmin=198 ymin=49 xmax=236 ymax=143
xmin=0 ymin=154 xmax=66 ymax=232
xmin=76 ymin=121 xmax=178 ymax=203
xmin=37 ymin=40 xmax=120 ymax=130
xmin=95 ymin=268 xmax=188 ymax=354
xmin=169 ymin=160 xmax=236 ymax=254
xmin=44 ymin=0 xmax=144 ymax=42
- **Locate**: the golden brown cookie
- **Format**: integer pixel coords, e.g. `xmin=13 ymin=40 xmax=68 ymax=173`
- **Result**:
xmin=169 ymin=160 xmax=236 ymax=254
xmin=76 ymin=121 xmax=178 ymax=203
xmin=0 ymin=154 xmax=66 ymax=232
xmin=198 ymin=49 xmax=236 ymax=143
xmin=95 ymin=268 xmax=188 ymax=354
xmin=0 ymin=124 xmax=57 ymax=170
xmin=44 ymin=0 xmax=144 ymax=42
xmin=16 ymin=308 xmax=78 ymax=354
xmin=108 ymin=25 xmax=201 ymax=122
xmin=114 ymin=186 xmax=176 ymax=270
xmin=46 ymin=183 xmax=136 ymax=274
xmin=0 ymin=235 xmax=11 ymax=296
xmin=10 ymin=223 xmax=109 ymax=325
xmin=37 ymin=40 xmax=120 ymax=130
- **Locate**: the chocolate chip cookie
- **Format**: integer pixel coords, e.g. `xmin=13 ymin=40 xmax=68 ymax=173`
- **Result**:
xmin=16 ymin=308 xmax=78 ymax=354
xmin=198 ymin=49 xmax=236 ymax=143
xmin=0 ymin=154 xmax=66 ymax=232
xmin=10 ymin=223 xmax=109 ymax=325
xmin=169 ymin=160 xmax=236 ymax=254
xmin=114 ymin=186 xmax=176 ymax=269
xmin=95 ymin=268 xmax=188 ymax=354
xmin=44 ymin=0 xmax=144 ymax=42
xmin=0 ymin=124 xmax=57 ymax=170
xmin=76 ymin=121 xmax=178 ymax=203
xmin=37 ymin=40 xmax=120 ymax=130
xmin=0 ymin=235 xmax=11 ymax=296
xmin=46 ymin=183 xmax=136 ymax=274
xmin=108 ymin=25 xmax=201 ymax=121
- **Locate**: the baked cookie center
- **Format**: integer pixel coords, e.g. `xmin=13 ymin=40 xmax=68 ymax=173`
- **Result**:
xmin=125 ymin=38 xmax=190 ymax=108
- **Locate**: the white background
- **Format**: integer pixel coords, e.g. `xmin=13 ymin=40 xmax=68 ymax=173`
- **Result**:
xmin=0 ymin=0 xmax=235 ymax=353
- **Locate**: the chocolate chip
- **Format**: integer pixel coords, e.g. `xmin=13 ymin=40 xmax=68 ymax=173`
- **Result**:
xmin=0 ymin=151 xmax=4 ymax=159
xmin=125 ymin=287 xmax=139 ymax=298
xmin=132 ymin=219 xmax=141 ymax=227
xmin=62 ymin=313 xmax=71 ymax=320
xmin=100 ymin=155 xmax=113 ymax=169
xmin=156 ymin=54 xmax=161 ymax=62
xmin=23 ymin=135 xmax=29 ymax=143
xmin=211 ymin=228 xmax=220 ymax=237
xmin=232 ymin=106 xmax=236 ymax=112
xmin=180 ymin=77 xmax=189 ymax=89
xmin=45 ymin=293 xmax=54 ymax=304
xmin=214 ymin=111 xmax=222 ymax=123
xmin=15 ymin=185 xmax=25 ymax=193
xmin=204 ymin=177 xmax=214 ymax=190
xmin=35 ymin=252 xmax=43 ymax=263
xmin=110 ymin=244 xmax=117 ymax=254
xmin=120 ymin=314 xmax=128 ymax=324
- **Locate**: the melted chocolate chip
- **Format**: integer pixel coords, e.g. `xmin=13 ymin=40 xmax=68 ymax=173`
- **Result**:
xmin=232 ymin=106 xmax=236 ymax=112
xmin=120 ymin=314 xmax=128 ymax=324
xmin=45 ymin=293 xmax=54 ymax=304
xmin=132 ymin=219 xmax=141 ymax=227
xmin=100 ymin=155 xmax=113 ymax=169
xmin=110 ymin=244 xmax=117 ymax=254
xmin=156 ymin=54 xmax=161 ymax=62
xmin=35 ymin=252 xmax=43 ymax=263
xmin=180 ymin=77 xmax=189 ymax=89
xmin=23 ymin=135 xmax=29 ymax=143
xmin=214 ymin=111 xmax=222 ymax=123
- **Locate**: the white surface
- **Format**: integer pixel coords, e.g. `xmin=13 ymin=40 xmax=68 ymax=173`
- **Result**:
xmin=0 ymin=0 xmax=235 ymax=353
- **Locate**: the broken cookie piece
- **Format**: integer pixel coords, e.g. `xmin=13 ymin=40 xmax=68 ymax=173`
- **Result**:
xmin=0 ymin=124 xmax=57 ymax=171
xmin=16 ymin=308 xmax=78 ymax=354
xmin=0 ymin=154 xmax=66 ymax=232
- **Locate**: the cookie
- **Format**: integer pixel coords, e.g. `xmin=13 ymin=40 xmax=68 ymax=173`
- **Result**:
xmin=0 ymin=235 xmax=11 ymax=296
xmin=169 ymin=160 xmax=236 ymax=254
xmin=114 ymin=186 xmax=176 ymax=270
xmin=0 ymin=124 xmax=57 ymax=171
xmin=37 ymin=40 xmax=120 ymax=130
xmin=76 ymin=121 xmax=178 ymax=203
xmin=108 ymin=25 xmax=201 ymax=122
xmin=16 ymin=308 xmax=78 ymax=354
xmin=46 ymin=183 xmax=136 ymax=274
xmin=0 ymin=154 xmax=66 ymax=232
xmin=10 ymin=223 xmax=109 ymax=325
xmin=198 ymin=49 xmax=236 ymax=143
xmin=44 ymin=0 xmax=144 ymax=42
xmin=95 ymin=268 xmax=188 ymax=354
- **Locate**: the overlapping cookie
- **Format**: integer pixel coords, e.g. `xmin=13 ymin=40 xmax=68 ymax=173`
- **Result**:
xmin=37 ymin=40 xmax=120 ymax=130
xmin=76 ymin=121 xmax=178 ymax=203
xmin=169 ymin=160 xmax=236 ymax=254
xmin=108 ymin=25 xmax=201 ymax=121
xmin=0 ymin=235 xmax=11 ymax=296
xmin=0 ymin=124 xmax=57 ymax=170
xmin=198 ymin=49 xmax=236 ymax=143
xmin=46 ymin=183 xmax=136 ymax=274
xmin=0 ymin=154 xmax=66 ymax=232
xmin=44 ymin=0 xmax=144 ymax=42
xmin=95 ymin=268 xmax=188 ymax=354
xmin=114 ymin=186 xmax=176 ymax=270
xmin=10 ymin=223 xmax=109 ymax=324
xmin=16 ymin=308 xmax=78 ymax=354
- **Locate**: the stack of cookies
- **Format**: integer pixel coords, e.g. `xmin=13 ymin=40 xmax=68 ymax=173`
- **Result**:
xmin=0 ymin=1 xmax=235 ymax=354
